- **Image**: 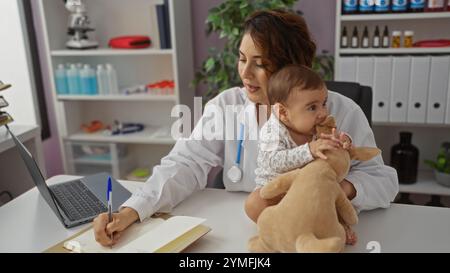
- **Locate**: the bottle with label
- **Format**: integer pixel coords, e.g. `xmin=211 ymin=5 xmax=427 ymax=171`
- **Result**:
xmin=66 ymin=64 xmax=80 ymax=94
xmin=341 ymin=26 xmax=349 ymax=48
xmin=342 ymin=0 xmax=358 ymax=14
xmin=390 ymin=132 xmax=419 ymax=184
xmin=404 ymin=30 xmax=414 ymax=47
xmin=372 ymin=26 xmax=381 ymax=48
xmin=55 ymin=64 xmax=69 ymax=95
xmin=374 ymin=0 xmax=391 ymax=12
xmin=96 ymin=64 xmax=110 ymax=95
xmin=391 ymin=0 xmax=408 ymax=12
xmin=361 ymin=26 xmax=370 ymax=48
xmin=80 ymin=64 xmax=98 ymax=95
xmin=409 ymin=0 xmax=425 ymax=11
xmin=425 ymin=0 xmax=445 ymax=11
xmin=382 ymin=26 xmax=390 ymax=48
xmin=359 ymin=0 xmax=375 ymax=13
xmin=106 ymin=64 xmax=119 ymax=95
xmin=351 ymin=26 xmax=359 ymax=48
xmin=391 ymin=30 xmax=402 ymax=48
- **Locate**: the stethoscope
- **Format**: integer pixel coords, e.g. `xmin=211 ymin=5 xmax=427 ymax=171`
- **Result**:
xmin=227 ymin=123 xmax=244 ymax=183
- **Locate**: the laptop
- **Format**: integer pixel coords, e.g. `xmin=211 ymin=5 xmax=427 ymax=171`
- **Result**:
xmin=7 ymin=126 xmax=132 ymax=228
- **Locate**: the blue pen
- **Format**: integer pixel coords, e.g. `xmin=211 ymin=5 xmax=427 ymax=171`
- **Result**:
xmin=107 ymin=176 xmax=113 ymax=248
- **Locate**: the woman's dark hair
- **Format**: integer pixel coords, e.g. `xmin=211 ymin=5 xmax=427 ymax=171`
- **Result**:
xmin=243 ymin=9 xmax=317 ymax=73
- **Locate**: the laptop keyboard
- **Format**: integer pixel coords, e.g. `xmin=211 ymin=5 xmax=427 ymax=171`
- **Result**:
xmin=51 ymin=180 xmax=107 ymax=221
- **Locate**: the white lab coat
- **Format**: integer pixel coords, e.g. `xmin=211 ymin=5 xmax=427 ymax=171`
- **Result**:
xmin=121 ymin=87 xmax=399 ymax=221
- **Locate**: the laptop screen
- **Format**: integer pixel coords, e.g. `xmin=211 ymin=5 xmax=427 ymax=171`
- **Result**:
xmin=6 ymin=126 xmax=65 ymax=223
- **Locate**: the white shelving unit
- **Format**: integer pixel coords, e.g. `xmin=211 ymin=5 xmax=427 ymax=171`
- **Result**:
xmin=36 ymin=0 xmax=194 ymax=180
xmin=334 ymin=1 xmax=450 ymax=199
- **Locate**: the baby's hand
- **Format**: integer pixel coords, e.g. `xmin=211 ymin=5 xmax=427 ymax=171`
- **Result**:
xmin=320 ymin=128 xmax=353 ymax=151
xmin=308 ymin=136 xmax=341 ymax=160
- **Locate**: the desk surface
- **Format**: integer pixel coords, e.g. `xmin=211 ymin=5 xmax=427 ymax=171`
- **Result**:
xmin=1 ymin=175 xmax=450 ymax=253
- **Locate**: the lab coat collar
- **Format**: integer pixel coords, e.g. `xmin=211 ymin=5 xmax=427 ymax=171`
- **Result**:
xmin=236 ymin=87 xmax=262 ymax=142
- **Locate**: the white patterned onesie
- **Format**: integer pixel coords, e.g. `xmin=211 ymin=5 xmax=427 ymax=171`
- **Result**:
xmin=254 ymin=114 xmax=314 ymax=188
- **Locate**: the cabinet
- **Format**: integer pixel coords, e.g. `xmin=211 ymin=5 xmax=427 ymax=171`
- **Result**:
xmin=333 ymin=1 xmax=450 ymax=200
xmin=36 ymin=0 xmax=194 ymax=180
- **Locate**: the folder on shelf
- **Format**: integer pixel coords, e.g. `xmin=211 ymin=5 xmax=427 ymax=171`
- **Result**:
xmin=155 ymin=0 xmax=171 ymax=49
xmin=373 ymin=57 xmax=392 ymax=122
xmin=336 ymin=57 xmax=356 ymax=82
xmin=408 ymin=56 xmax=430 ymax=123
xmin=427 ymin=56 xmax=450 ymax=124
xmin=356 ymin=57 xmax=374 ymax=88
xmin=446 ymin=65 xmax=450 ymax=125
xmin=389 ymin=56 xmax=411 ymax=123
xmin=44 ymin=215 xmax=211 ymax=253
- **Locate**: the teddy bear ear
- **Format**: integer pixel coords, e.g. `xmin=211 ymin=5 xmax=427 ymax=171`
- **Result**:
xmin=350 ymin=147 xmax=381 ymax=161
xmin=321 ymin=115 xmax=336 ymax=128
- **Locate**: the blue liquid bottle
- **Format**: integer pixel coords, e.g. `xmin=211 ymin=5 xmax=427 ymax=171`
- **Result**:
xmin=67 ymin=64 xmax=80 ymax=95
xmin=55 ymin=64 xmax=68 ymax=95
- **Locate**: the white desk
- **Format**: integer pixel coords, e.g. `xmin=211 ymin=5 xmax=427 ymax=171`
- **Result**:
xmin=1 ymin=175 xmax=450 ymax=253
xmin=0 ymin=125 xmax=45 ymax=204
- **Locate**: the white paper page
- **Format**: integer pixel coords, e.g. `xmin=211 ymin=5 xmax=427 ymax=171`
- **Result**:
xmin=119 ymin=216 xmax=206 ymax=253
xmin=64 ymin=217 xmax=165 ymax=253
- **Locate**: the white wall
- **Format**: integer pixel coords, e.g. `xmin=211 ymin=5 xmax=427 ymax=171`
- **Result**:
xmin=0 ymin=0 xmax=40 ymax=126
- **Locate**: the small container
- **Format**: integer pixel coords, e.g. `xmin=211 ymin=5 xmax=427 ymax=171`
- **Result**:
xmin=425 ymin=0 xmax=445 ymax=12
xmin=435 ymin=170 xmax=450 ymax=187
xmin=390 ymin=132 xmax=419 ymax=184
xmin=409 ymin=0 xmax=426 ymax=12
xmin=361 ymin=26 xmax=370 ymax=48
xmin=391 ymin=30 xmax=402 ymax=48
xmin=359 ymin=0 xmax=375 ymax=13
xmin=351 ymin=26 xmax=359 ymax=48
xmin=374 ymin=0 xmax=391 ymax=12
xmin=55 ymin=64 xmax=69 ymax=95
xmin=404 ymin=30 xmax=414 ymax=48
xmin=382 ymin=25 xmax=390 ymax=48
xmin=342 ymin=0 xmax=358 ymax=14
xmin=391 ymin=0 xmax=408 ymax=12
xmin=341 ymin=26 xmax=349 ymax=48
xmin=372 ymin=25 xmax=381 ymax=48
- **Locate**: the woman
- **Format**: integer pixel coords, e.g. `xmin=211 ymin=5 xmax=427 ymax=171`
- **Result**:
xmin=93 ymin=9 xmax=399 ymax=246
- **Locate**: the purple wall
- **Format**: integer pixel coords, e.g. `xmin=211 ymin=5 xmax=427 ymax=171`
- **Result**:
xmin=37 ymin=0 xmax=336 ymax=177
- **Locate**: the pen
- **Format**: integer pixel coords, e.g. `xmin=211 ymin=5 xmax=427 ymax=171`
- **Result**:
xmin=107 ymin=176 xmax=113 ymax=248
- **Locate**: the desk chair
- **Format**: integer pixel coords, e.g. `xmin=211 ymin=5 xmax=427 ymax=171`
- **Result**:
xmin=325 ymin=81 xmax=372 ymax=128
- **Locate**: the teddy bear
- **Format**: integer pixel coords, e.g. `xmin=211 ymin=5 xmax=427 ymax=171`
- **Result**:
xmin=248 ymin=115 xmax=381 ymax=253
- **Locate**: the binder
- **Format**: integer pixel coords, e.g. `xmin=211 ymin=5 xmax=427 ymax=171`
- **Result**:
xmin=156 ymin=0 xmax=171 ymax=49
xmin=427 ymin=56 xmax=450 ymax=124
xmin=336 ymin=57 xmax=356 ymax=82
xmin=390 ymin=56 xmax=411 ymax=123
xmin=372 ymin=57 xmax=392 ymax=122
xmin=356 ymin=57 xmax=374 ymax=87
xmin=446 ymin=64 xmax=450 ymax=124
xmin=44 ymin=215 xmax=210 ymax=253
xmin=407 ymin=56 xmax=430 ymax=123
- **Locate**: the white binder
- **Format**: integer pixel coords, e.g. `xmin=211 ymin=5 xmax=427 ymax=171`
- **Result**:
xmin=336 ymin=57 xmax=356 ymax=82
xmin=390 ymin=56 xmax=411 ymax=123
xmin=372 ymin=57 xmax=392 ymax=122
xmin=446 ymin=65 xmax=450 ymax=124
xmin=407 ymin=56 xmax=430 ymax=123
xmin=427 ymin=56 xmax=450 ymax=124
xmin=356 ymin=57 xmax=374 ymax=87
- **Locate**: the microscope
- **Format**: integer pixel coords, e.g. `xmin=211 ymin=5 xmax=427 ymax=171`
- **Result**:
xmin=64 ymin=0 xmax=98 ymax=49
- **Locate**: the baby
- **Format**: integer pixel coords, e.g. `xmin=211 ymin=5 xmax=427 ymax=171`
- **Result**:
xmin=247 ymin=65 xmax=356 ymax=244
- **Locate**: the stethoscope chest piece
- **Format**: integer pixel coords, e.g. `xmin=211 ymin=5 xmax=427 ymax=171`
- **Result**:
xmin=227 ymin=165 xmax=242 ymax=183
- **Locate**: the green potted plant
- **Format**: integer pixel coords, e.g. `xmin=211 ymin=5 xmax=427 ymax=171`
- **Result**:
xmin=425 ymin=142 xmax=450 ymax=187
xmin=193 ymin=0 xmax=333 ymax=103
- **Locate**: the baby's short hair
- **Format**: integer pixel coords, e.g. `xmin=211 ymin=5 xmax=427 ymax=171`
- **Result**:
xmin=268 ymin=65 xmax=325 ymax=105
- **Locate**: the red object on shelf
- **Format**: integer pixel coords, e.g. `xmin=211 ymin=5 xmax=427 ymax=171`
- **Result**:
xmin=109 ymin=36 xmax=152 ymax=49
xmin=413 ymin=39 xmax=450 ymax=47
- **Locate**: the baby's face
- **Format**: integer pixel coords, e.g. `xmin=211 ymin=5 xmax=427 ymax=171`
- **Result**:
xmin=282 ymin=87 xmax=329 ymax=136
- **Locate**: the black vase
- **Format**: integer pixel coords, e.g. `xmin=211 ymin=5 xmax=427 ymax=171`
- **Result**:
xmin=390 ymin=132 xmax=419 ymax=184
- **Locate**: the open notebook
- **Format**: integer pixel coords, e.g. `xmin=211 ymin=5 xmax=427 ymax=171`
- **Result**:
xmin=45 ymin=215 xmax=210 ymax=253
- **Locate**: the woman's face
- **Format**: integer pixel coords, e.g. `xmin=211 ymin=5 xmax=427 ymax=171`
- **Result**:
xmin=238 ymin=33 xmax=270 ymax=105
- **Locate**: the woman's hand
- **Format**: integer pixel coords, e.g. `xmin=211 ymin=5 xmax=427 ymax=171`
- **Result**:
xmin=93 ymin=207 xmax=139 ymax=247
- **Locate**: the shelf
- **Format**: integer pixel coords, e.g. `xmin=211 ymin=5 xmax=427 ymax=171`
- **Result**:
xmin=65 ymin=127 xmax=175 ymax=145
xmin=373 ymin=122 xmax=450 ymax=128
xmin=57 ymin=94 xmax=177 ymax=102
xmin=51 ymin=48 xmax=173 ymax=57
xmin=399 ymin=171 xmax=450 ymax=196
xmin=339 ymin=47 xmax=450 ymax=55
xmin=341 ymin=11 xmax=450 ymax=21
xmin=72 ymin=157 xmax=112 ymax=166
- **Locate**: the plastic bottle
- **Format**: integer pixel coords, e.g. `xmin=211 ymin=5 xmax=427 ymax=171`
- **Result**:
xmin=425 ymin=0 xmax=445 ymax=11
xmin=372 ymin=25 xmax=381 ymax=48
xmin=359 ymin=0 xmax=375 ymax=13
xmin=409 ymin=0 xmax=425 ymax=11
xmin=55 ymin=64 xmax=69 ymax=95
xmin=351 ymin=26 xmax=359 ymax=48
xmin=80 ymin=65 xmax=98 ymax=95
xmin=391 ymin=0 xmax=408 ymax=12
xmin=341 ymin=26 xmax=349 ymax=48
xmin=392 ymin=30 xmax=402 ymax=47
xmin=96 ymin=64 xmax=110 ymax=95
xmin=374 ymin=0 xmax=391 ymax=13
xmin=67 ymin=64 xmax=80 ymax=94
xmin=361 ymin=26 xmax=370 ymax=48
xmin=390 ymin=132 xmax=419 ymax=184
xmin=106 ymin=64 xmax=119 ymax=95
xmin=382 ymin=25 xmax=390 ymax=48
xmin=87 ymin=65 xmax=98 ymax=95
xmin=342 ymin=0 xmax=359 ymax=14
